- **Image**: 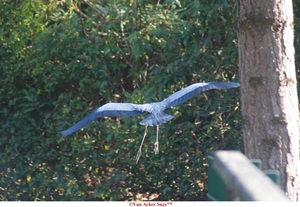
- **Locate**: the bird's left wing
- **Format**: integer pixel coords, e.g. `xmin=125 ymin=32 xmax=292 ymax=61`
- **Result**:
xmin=60 ymin=103 xmax=150 ymax=137
xmin=162 ymin=82 xmax=240 ymax=108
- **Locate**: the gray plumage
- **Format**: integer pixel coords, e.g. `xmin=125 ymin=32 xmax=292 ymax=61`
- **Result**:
xmin=60 ymin=82 xmax=240 ymax=162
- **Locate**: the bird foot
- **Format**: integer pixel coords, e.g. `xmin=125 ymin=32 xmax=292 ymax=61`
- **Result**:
xmin=136 ymin=150 xmax=141 ymax=163
xmin=154 ymin=142 xmax=159 ymax=154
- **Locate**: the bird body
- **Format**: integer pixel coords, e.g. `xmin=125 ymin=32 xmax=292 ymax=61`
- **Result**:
xmin=61 ymin=82 xmax=240 ymax=162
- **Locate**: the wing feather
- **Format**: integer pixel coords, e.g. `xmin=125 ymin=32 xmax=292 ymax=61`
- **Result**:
xmin=162 ymin=82 xmax=240 ymax=108
xmin=60 ymin=103 xmax=149 ymax=137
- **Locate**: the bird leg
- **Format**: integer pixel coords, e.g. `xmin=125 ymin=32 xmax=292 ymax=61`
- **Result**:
xmin=154 ymin=126 xmax=159 ymax=154
xmin=136 ymin=125 xmax=148 ymax=163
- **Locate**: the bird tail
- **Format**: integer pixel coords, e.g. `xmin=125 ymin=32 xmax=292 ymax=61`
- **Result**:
xmin=139 ymin=113 xmax=174 ymax=127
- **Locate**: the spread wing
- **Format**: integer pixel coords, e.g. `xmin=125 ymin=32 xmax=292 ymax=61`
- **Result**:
xmin=60 ymin=103 xmax=150 ymax=137
xmin=162 ymin=82 xmax=240 ymax=108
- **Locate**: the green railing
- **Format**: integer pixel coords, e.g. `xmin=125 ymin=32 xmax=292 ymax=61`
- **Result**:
xmin=207 ymin=150 xmax=289 ymax=201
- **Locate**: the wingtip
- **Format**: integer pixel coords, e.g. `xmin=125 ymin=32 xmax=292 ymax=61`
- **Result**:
xmin=222 ymin=81 xmax=240 ymax=88
xmin=60 ymin=131 xmax=68 ymax=137
xmin=232 ymin=82 xmax=240 ymax=87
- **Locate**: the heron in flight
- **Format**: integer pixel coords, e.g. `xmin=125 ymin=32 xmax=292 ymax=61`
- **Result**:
xmin=61 ymin=82 xmax=240 ymax=163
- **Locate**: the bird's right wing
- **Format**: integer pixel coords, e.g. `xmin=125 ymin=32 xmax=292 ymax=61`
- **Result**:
xmin=60 ymin=103 xmax=150 ymax=137
xmin=163 ymin=82 xmax=240 ymax=108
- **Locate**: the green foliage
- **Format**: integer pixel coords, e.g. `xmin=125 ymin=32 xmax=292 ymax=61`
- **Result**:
xmin=1 ymin=0 xmax=241 ymax=201
xmin=294 ymin=0 xmax=300 ymax=89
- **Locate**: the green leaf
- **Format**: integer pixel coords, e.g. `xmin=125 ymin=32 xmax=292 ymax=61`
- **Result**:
xmin=71 ymin=14 xmax=78 ymax=26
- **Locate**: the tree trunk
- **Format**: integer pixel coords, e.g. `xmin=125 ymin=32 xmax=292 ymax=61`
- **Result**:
xmin=238 ymin=0 xmax=300 ymax=200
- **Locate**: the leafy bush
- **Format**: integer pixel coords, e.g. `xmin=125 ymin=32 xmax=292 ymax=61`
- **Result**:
xmin=0 ymin=0 xmax=241 ymax=200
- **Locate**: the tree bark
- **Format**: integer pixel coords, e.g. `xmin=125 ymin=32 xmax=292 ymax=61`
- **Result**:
xmin=238 ymin=0 xmax=300 ymax=200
